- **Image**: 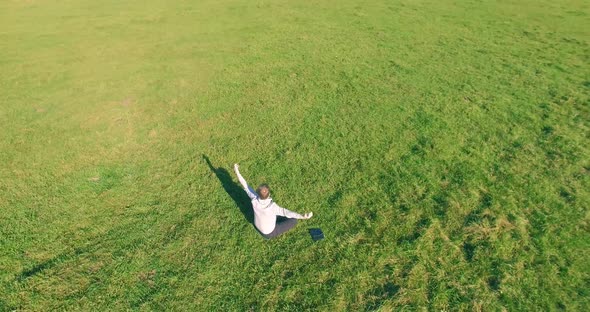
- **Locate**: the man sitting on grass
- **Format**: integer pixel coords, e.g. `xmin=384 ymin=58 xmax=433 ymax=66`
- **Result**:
xmin=234 ymin=164 xmax=313 ymax=239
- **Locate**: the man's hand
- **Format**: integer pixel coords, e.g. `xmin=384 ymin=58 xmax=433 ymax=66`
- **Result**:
xmin=302 ymin=212 xmax=313 ymax=219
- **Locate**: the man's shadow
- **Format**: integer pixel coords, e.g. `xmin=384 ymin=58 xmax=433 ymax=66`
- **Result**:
xmin=203 ymin=155 xmax=254 ymax=224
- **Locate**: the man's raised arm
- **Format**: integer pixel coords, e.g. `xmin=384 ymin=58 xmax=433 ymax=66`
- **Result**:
xmin=234 ymin=164 xmax=257 ymax=200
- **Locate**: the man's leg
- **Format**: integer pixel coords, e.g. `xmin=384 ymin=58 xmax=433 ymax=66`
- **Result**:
xmin=263 ymin=217 xmax=298 ymax=239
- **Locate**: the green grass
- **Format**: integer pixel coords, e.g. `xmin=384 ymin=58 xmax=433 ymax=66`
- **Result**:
xmin=1 ymin=0 xmax=589 ymax=310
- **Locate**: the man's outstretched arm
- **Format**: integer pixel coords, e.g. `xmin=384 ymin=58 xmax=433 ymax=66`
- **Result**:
xmin=273 ymin=204 xmax=313 ymax=220
xmin=234 ymin=164 xmax=257 ymax=200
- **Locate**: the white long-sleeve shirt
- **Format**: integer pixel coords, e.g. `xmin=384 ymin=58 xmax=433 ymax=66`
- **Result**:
xmin=235 ymin=168 xmax=304 ymax=234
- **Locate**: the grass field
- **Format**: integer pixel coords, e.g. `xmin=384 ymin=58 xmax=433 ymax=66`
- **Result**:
xmin=1 ymin=0 xmax=589 ymax=310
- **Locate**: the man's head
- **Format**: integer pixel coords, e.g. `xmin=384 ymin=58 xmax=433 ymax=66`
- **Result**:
xmin=257 ymin=184 xmax=270 ymax=199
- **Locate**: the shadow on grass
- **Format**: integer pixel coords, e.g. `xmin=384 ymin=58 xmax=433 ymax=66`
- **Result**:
xmin=16 ymin=245 xmax=92 ymax=281
xmin=10 ymin=220 xmax=169 ymax=306
xmin=13 ymin=221 xmax=142 ymax=283
xmin=202 ymin=155 xmax=254 ymax=224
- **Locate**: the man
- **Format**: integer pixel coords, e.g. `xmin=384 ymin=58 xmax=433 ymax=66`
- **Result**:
xmin=233 ymin=164 xmax=313 ymax=239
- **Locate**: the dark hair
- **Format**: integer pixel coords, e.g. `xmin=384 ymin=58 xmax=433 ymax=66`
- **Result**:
xmin=257 ymin=184 xmax=270 ymax=199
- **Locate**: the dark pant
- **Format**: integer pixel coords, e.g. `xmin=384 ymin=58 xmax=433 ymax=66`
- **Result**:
xmin=261 ymin=217 xmax=298 ymax=239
